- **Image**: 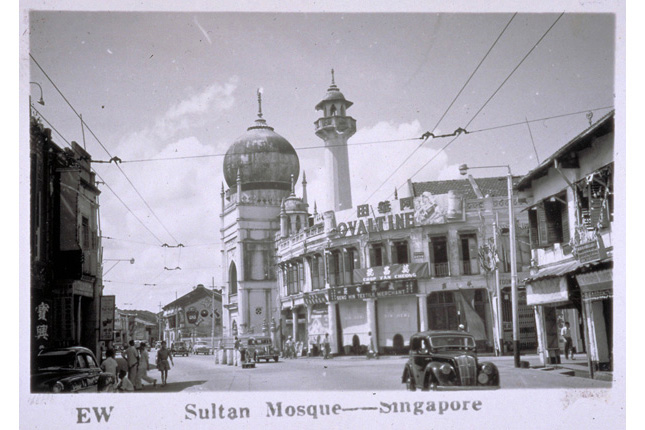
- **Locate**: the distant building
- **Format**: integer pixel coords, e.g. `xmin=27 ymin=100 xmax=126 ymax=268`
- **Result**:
xmin=113 ymin=309 xmax=160 ymax=347
xmin=519 ymin=111 xmax=614 ymax=370
xmin=161 ymin=285 xmax=223 ymax=344
xmin=30 ymin=117 xmax=103 ymax=368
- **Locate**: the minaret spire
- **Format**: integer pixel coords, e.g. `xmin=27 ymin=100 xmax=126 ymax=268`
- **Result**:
xmin=257 ymin=88 xmax=263 ymax=118
xmin=302 ymin=171 xmax=308 ymax=205
xmin=331 ymin=68 xmax=335 ymax=86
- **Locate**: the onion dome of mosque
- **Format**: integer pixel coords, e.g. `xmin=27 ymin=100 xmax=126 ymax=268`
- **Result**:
xmin=223 ymin=93 xmax=299 ymax=191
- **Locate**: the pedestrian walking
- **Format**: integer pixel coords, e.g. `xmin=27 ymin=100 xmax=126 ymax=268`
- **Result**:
xmin=234 ymin=336 xmax=241 ymax=366
xmin=134 ymin=342 xmax=157 ymax=390
xmin=323 ymin=333 xmax=331 ymax=359
xmin=561 ymin=321 xmax=574 ymax=360
xmin=124 ymin=340 xmax=139 ymax=382
xmin=156 ymin=341 xmax=174 ymax=386
xmin=367 ymin=331 xmax=378 ymax=359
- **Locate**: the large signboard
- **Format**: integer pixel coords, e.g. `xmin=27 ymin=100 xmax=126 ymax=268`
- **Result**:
xmin=353 ymin=263 xmax=429 ymax=284
xmin=335 ymin=192 xmax=464 ymax=238
xmin=99 ymin=295 xmax=116 ymax=341
xmin=303 ymin=291 xmax=328 ymax=306
xmin=328 ymin=281 xmax=418 ymax=302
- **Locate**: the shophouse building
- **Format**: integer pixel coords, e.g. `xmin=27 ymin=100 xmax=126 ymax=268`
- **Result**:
xmin=275 ymin=175 xmax=537 ymax=356
xmin=30 ymin=117 xmax=104 ymax=368
xmin=519 ymin=111 xmax=614 ymax=371
xmin=161 ymin=285 xmax=223 ymax=345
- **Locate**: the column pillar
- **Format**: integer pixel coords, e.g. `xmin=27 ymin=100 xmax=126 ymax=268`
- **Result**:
xmin=292 ymin=307 xmax=298 ymax=342
xmin=365 ymin=298 xmax=378 ymax=352
xmin=238 ymin=288 xmax=248 ymax=334
xmin=328 ymin=301 xmax=339 ymax=354
xmin=534 ymin=306 xmax=547 ymax=366
xmin=417 ymin=294 xmax=428 ymax=332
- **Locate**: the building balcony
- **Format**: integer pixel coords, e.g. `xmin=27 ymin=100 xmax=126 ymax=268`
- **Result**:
xmin=314 ymin=116 xmax=356 ymax=136
xmin=461 ymin=260 xmax=480 ymax=276
xmin=431 ymin=262 xmax=451 ymax=277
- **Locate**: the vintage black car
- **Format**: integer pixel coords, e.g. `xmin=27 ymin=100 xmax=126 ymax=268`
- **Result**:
xmin=32 ymin=346 xmax=116 ymax=393
xmin=250 ymin=337 xmax=279 ymax=363
xmin=401 ymin=331 xmax=499 ymax=391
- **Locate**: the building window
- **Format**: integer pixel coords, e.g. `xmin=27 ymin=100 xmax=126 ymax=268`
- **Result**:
xmin=229 ymin=263 xmax=238 ymax=295
xmin=81 ymin=216 xmax=90 ymax=249
xmin=458 ymin=233 xmax=479 ymax=275
xmin=429 ymin=236 xmax=450 ymax=277
xmin=391 ymin=241 xmax=409 ymax=264
xmin=343 ymin=248 xmax=358 ymax=285
xmin=287 ymin=260 xmax=303 ymax=295
xmin=328 ymin=251 xmax=343 ymax=287
xmin=311 ymin=254 xmax=325 ymax=290
xmin=528 ymin=192 xmax=568 ymax=249
xmin=369 ymin=243 xmax=387 ymax=267
xmin=576 ymin=164 xmax=613 ymax=231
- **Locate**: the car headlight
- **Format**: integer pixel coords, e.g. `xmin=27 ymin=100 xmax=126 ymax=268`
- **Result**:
xmin=439 ymin=363 xmax=454 ymax=375
xmin=52 ymin=382 xmax=64 ymax=393
xmin=481 ymin=363 xmax=495 ymax=375
xmin=477 ymin=373 xmax=490 ymax=384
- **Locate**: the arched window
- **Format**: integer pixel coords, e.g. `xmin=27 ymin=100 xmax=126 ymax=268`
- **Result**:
xmin=229 ymin=262 xmax=238 ymax=295
xmin=330 ymin=104 xmax=337 ymax=116
xmin=296 ymin=216 xmax=302 ymax=232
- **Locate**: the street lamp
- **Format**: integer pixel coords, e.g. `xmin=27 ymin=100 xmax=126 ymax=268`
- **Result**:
xmin=459 ymin=163 xmax=520 ymax=368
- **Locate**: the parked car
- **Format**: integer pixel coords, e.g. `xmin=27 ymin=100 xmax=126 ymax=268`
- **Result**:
xmin=171 ymin=341 xmax=190 ymax=356
xmin=250 ymin=337 xmax=279 ymax=362
xmin=192 ymin=341 xmax=211 ymax=355
xmin=401 ymin=331 xmax=500 ymax=391
xmin=31 ymin=346 xmax=116 ymax=393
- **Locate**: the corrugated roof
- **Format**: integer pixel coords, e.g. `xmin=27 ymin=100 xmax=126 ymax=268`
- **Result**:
xmin=412 ymin=176 xmax=522 ymax=199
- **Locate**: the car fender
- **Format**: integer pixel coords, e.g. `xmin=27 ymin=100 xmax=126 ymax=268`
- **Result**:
xmin=426 ymin=361 xmax=456 ymax=386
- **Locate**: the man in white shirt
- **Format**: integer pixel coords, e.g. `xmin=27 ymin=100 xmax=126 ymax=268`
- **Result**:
xmin=560 ymin=322 xmax=574 ymax=360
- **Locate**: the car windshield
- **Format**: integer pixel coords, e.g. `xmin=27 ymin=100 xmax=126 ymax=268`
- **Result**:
xmin=37 ymin=351 xmax=76 ymax=369
xmin=254 ymin=339 xmax=271 ymax=345
xmin=429 ymin=335 xmax=476 ymax=348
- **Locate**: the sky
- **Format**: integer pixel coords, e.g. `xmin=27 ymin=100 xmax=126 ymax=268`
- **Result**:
xmin=24 ymin=6 xmax=617 ymax=312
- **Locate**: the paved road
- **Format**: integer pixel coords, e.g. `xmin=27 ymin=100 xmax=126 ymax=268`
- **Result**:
xmin=137 ymin=351 xmax=612 ymax=393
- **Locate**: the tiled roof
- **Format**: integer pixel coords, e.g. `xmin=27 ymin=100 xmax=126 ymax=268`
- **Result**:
xmin=163 ymin=285 xmax=221 ymax=310
xmin=412 ymin=176 xmax=522 ymax=199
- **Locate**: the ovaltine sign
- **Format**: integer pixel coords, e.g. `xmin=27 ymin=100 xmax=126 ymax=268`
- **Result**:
xmin=353 ymin=263 xmax=429 ymax=284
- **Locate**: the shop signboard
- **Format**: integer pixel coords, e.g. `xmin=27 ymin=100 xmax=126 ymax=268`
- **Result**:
xmin=328 ymin=281 xmax=417 ymax=302
xmin=353 ymin=263 xmax=429 ymax=284
xmin=303 ymin=291 xmax=328 ymax=306
xmin=99 ymin=295 xmax=115 ymax=341
xmin=335 ymin=192 xmax=464 ymax=238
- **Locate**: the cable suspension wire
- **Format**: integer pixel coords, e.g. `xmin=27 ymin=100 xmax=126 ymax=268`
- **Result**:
xmin=394 ymin=12 xmax=566 ymax=197
xmin=31 ymin=107 xmax=166 ymax=245
xmin=350 ymin=12 xmax=518 ymax=215
xmin=30 ymin=53 xmax=181 ymax=245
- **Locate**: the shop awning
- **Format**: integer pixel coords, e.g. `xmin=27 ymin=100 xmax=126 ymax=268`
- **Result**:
xmin=526 ymin=276 xmax=571 ymax=306
xmin=524 ymin=260 xmax=582 ymax=282
xmin=577 ymin=269 xmax=613 ymax=302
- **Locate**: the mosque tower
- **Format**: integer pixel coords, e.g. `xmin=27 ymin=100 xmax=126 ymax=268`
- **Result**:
xmin=314 ymin=69 xmax=356 ymax=211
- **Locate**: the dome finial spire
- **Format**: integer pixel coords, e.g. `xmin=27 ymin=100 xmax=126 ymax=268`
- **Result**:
xmin=257 ymin=88 xmax=263 ymax=118
xmin=331 ymin=68 xmax=335 ymax=85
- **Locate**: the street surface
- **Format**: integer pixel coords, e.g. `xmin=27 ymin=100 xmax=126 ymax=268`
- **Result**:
xmin=133 ymin=350 xmax=612 ymax=392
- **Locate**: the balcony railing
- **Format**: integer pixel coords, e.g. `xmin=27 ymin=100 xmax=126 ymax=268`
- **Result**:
xmin=432 ymin=262 xmax=450 ymax=277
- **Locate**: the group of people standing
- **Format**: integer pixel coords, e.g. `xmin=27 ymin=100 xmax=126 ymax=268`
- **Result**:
xmin=100 ymin=340 xmax=175 ymax=392
xmin=284 ymin=333 xmax=331 ymax=359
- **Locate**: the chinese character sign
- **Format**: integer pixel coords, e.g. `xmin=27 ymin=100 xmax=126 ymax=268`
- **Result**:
xmin=99 ymin=296 xmax=116 ymax=341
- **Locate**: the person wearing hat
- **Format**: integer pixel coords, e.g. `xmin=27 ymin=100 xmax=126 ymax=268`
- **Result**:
xmin=458 ymin=324 xmax=466 ymax=332
xmin=284 ymin=336 xmax=293 ymax=359
xmin=134 ymin=342 xmax=157 ymax=390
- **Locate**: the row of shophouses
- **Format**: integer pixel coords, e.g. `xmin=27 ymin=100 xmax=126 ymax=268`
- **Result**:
xmin=221 ymin=111 xmax=614 ymax=371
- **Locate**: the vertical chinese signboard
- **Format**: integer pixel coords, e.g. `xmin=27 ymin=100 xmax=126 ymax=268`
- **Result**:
xmin=100 ymin=295 xmax=116 ymax=341
xmin=34 ymin=299 xmax=51 ymax=351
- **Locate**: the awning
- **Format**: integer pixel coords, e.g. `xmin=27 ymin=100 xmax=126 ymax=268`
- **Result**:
xmin=526 ymin=276 xmax=571 ymax=306
xmin=524 ymin=260 xmax=582 ymax=282
xmin=577 ymin=269 xmax=613 ymax=302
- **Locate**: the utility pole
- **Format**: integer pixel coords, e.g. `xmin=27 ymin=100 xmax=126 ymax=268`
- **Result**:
xmin=211 ymin=277 xmax=216 ymax=355
xmin=493 ymin=213 xmax=504 ymax=356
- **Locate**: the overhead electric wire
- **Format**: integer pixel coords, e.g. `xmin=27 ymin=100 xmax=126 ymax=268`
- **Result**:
xmin=30 ymin=53 xmax=181 ymax=245
xmin=396 ymin=12 xmax=566 ymax=194
xmin=31 ymin=107 xmax=166 ymax=245
xmin=348 ymin=12 xmax=518 ymax=216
